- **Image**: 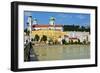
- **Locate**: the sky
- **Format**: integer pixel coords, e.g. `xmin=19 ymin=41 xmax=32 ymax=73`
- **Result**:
xmin=24 ymin=11 xmax=90 ymax=29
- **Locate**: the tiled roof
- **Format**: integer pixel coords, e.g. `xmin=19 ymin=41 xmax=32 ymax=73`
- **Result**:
xmin=64 ymin=35 xmax=69 ymax=37
xmin=32 ymin=25 xmax=62 ymax=28
xmin=69 ymin=37 xmax=78 ymax=39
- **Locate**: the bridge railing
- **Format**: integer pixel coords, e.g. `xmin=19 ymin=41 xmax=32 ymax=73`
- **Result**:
xmin=24 ymin=43 xmax=31 ymax=61
xmin=24 ymin=42 xmax=38 ymax=62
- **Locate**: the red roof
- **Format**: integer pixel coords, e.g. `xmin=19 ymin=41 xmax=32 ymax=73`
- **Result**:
xmin=69 ymin=37 xmax=78 ymax=39
xmin=64 ymin=35 xmax=69 ymax=37
xmin=32 ymin=25 xmax=62 ymax=28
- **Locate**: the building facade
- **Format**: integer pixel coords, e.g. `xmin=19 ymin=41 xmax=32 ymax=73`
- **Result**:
xmin=25 ymin=16 xmax=90 ymax=44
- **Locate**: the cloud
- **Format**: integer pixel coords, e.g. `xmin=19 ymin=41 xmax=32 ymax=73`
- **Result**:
xmin=57 ymin=14 xmax=73 ymax=22
xmin=57 ymin=14 xmax=68 ymax=18
xmin=24 ymin=12 xmax=32 ymax=16
xmin=76 ymin=15 xmax=86 ymax=19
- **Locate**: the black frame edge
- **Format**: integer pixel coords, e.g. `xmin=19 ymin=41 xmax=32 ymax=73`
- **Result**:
xmin=12 ymin=64 xmax=97 ymax=72
xmin=95 ymin=7 xmax=98 ymax=66
xmin=11 ymin=2 xmax=18 ymax=71
xmin=12 ymin=1 xmax=97 ymax=9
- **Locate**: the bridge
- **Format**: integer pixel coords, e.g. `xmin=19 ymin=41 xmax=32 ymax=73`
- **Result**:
xmin=24 ymin=42 xmax=38 ymax=62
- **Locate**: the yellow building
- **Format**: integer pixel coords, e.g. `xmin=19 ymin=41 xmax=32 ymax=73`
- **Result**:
xmin=31 ymin=30 xmax=66 ymax=42
xmin=27 ymin=16 xmax=67 ymax=42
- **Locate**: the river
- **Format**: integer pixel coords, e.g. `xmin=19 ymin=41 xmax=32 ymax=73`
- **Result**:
xmin=32 ymin=45 xmax=90 ymax=61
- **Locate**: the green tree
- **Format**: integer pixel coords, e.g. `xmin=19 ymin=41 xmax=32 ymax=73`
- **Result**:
xmin=41 ymin=35 xmax=47 ymax=42
xmin=74 ymin=41 xmax=78 ymax=44
xmin=34 ymin=34 xmax=40 ymax=41
xmin=83 ymin=39 xmax=86 ymax=44
xmin=62 ymin=39 xmax=67 ymax=45
xmin=70 ymin=40 xmax=73 ymax=44
xmin=48 ymin=38 xmax=53 ymax=45
xmin=78 ymin=39 xmax=80 ymax=44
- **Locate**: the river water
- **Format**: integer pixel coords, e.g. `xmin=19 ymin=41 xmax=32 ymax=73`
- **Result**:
xmin=33 ymin=45 xmax=90 ymax=61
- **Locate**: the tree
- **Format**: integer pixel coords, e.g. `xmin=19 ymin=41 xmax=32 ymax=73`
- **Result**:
xmin=62 ymin=39 xmax=67 ymax=45
xmin=41 ymin=35 xmax=47 ymax=42
xmin=63 ymin=25 xmax=90 ymax=32
xmin=70 ymin=40 xmax=73 ymax=44
xmin=78 ymin=39 xmax=80 ymax=44
xmin=74 ymin=41 xmax=78 ymax=44
xmin=83 ymin=39 xmax=86 ymax=44
xmin=48 ymin=38 xmax=53 ymax=45
xmin=34 ymin=34 xmax=40 ymax=41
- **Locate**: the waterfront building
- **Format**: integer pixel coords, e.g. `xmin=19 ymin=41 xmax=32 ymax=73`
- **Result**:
xmin=26 ymin=16 xmax=66 ymax=42
xmin=25 ymin=16 xmax=90 ymax=44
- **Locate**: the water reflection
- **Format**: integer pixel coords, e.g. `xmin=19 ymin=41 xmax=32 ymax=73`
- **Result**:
xmin=33 ymin=45 xmax=90 ymax=61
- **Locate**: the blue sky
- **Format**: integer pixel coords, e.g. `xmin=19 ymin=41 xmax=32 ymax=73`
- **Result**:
xmin=24 ymin=11 xmax=90 ymax=29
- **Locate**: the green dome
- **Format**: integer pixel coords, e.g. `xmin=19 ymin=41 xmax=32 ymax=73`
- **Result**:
xmin=33 ymin=18 xmax=37 ymax=21
xmin=50 ymin=17 xmax=55 ymax=20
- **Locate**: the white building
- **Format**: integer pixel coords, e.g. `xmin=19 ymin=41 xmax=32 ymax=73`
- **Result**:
xmin=65 ymin=31 xmax=90 ymax=43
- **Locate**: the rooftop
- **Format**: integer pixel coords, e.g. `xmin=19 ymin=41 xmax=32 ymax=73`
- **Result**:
xmin=32 ymin=25 xmax=62 ymax=28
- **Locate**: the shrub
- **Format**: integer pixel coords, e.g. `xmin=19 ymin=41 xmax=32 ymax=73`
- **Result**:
xmin=34 ymin=34 xmax=40 ymax=41
xmin=41 ymin=35 xmax=47 ymax=42
xmin=62 ymin=39 xmax=67 ymax=45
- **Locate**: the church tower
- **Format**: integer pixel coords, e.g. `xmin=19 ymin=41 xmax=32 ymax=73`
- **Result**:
xmin=27 ymin=16 xmax=32 ymax=41
xmin=49 ymin=17 xmax=55 ymax=25
xmin=27 ymin=16 xmax=32 ymax=32
xmin=33 ymin=18 xmax=38 ymax=25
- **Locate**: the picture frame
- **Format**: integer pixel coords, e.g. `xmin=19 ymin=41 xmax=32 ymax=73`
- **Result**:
xmin=11 ymin=1 xmax=98 ymax=71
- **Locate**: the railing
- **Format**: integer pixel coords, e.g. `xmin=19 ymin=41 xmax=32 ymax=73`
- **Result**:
xmin=24 ymin=42 xmax=38 ymax=62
